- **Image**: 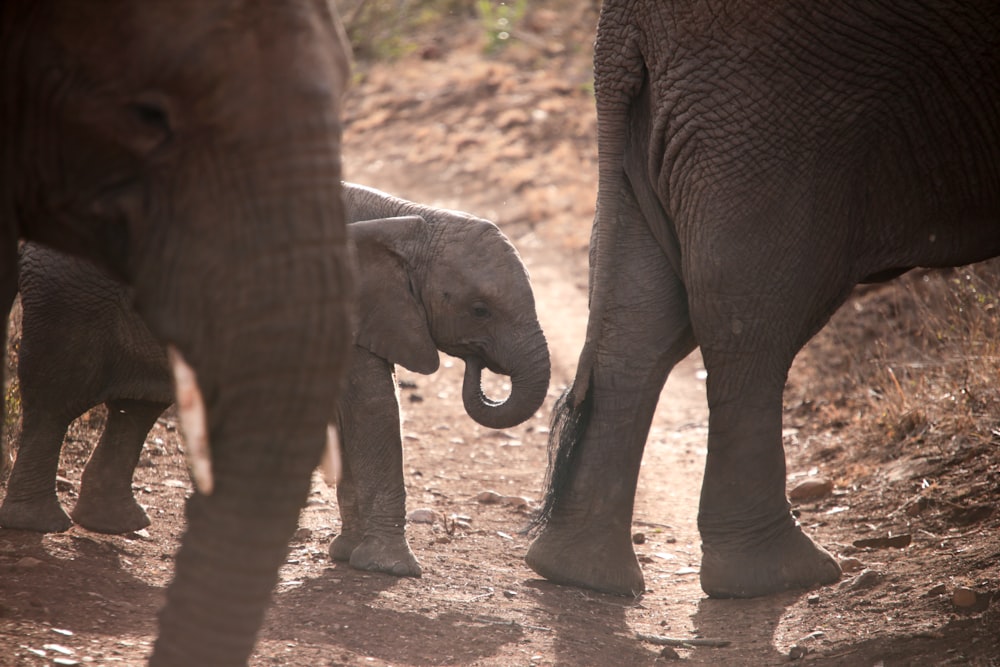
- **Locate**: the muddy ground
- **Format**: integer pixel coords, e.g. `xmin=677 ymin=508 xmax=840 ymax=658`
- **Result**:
xmin=2 ymin=4 xmax=998 ymax=665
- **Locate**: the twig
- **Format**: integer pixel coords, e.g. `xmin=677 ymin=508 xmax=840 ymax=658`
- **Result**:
xmin=636 ymin=632 xmax=731 ymax=648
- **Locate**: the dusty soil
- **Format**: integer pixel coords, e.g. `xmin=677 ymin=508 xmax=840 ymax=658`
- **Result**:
xmin=2 ymin=5 xmax=998 ymax=665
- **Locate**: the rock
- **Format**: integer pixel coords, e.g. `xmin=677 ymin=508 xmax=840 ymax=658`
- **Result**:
xmin=658 ymin=646 xmax=680 ymax=660
xmin=807 ymin=594 xmax=821 ymax=605
xmin=788 ymin=644 xmax=808 ymax=660
xmin=952 ymin=587 xmax=978 ymax=608
xmin=500 ymin=495 xmax=532 ymax=509
xmin=476 ymin=490 xmax=502 ymax=504
xmin=293 ymin=527 xmax=312 ymax=542
xmin=788 ymin=477 xmax=834 ymax=502
xmin=922 ymin=583 xmax=948 ymax=598
xmin=844 ymin=568 xmax=884 ymax=591
xmin=15 ymin=557 xmax=44 ymax=569
xmin=633 ymin=532 xmax=646 ymax=545
xmin=839 ymin=557 xmax=865 ymax=573
xmin=407 ymin=508 xmax=438 ymax=524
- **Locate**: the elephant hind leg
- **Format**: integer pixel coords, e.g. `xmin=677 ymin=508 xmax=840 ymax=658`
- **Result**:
xmin=527 ymin=184 xmax=696 ymax=596
xmin=71 ymin=399 xmax=167 ymax=534
xmin=690 ymin=229 xmax=850 ymax=597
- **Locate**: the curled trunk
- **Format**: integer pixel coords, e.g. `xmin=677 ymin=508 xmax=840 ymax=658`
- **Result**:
xmin=461 ymin=334 xmax=550 ymax=430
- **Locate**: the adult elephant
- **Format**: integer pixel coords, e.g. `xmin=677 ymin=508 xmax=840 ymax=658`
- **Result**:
xmin=1 ymin=2 xmax=355 ymax=666
xmin=527 ymin=0 xmax=1000 ymax=599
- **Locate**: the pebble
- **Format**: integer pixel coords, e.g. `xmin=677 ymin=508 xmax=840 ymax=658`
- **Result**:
xmin=952 ymin=587 xmax=978 ymax=608
xmin=922 ymin=583 xmax=948 ymax=598
xmin=476 ymin=490 xmax=502 ymax=504
xmin=845 ymin=568 xmax=884 ymax=591
xmin=406 ymin=508 xmax=438 ymax=524
xmin=500 ymin=495 xmax=533 ymax=509
xmin=633 ymin=532 xmax=646 ymax=545
xmin=839 ymin=556 xmax=865 ymax=573
xmin=788 ymin=644 xmax=808 ymax=660
xmin=788 ymin=477 xmax=834 ymax=502
xmin=15 ymin=557 xmax=44 ymax=569
xmin=658 ymin=646 xmax=680 ymax=660
xmin=807 ymin=594 xmax=821 ymax=605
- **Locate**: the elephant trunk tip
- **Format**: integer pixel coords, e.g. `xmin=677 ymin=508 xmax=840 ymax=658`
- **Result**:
xmin=461 ymin=354 xmax=549 ymax=431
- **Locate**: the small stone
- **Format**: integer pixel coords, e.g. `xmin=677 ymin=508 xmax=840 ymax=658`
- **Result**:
xmin=15 ymin=556 xmax=44 ymax=569
xmin=788 ymin=644 xmax=808 ymax=660
xmin=500 ymin=495 xmax=532 ymax=509
xmin=952 ymin=587 xmax=978 ymax=608
xmin=807 ymin=594 xmax=821 ymax=605
xmin=293 ymin=527 xmax=313 ymax=542
xmin=788 ymin=477 xmax=834 ymax=502
xmin=839 ymin=556 xmax=865 ymax=573
xmin=845 ymin=568 xmax=884 ymax=591
xmin=633 ymin=532 xmax=646 ymax=545
xmin=922 ymin=583 xmax=948 ymax=598
xmin=658 ymin=646 xmax=680 ymax=660
xmin=406 ymin=508 xmax=438 ymax=524
xmin=503 ymin=590 xmax=517 ymax=599
xmin=475 ymin=490 xmax=502 ymax=504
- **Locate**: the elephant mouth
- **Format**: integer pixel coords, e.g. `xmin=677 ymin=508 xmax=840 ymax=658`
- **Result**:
xmin=464 ymin=355 xmax=512 ymax=399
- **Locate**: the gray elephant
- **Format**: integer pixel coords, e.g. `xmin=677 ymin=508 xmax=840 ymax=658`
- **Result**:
xmin=2 ymin=3 xmax=355 ymax=665
xmin=1 ymin=183 xmax=550 ymax=579
xmin=527 ymin=0 xmax=1000 ymax=600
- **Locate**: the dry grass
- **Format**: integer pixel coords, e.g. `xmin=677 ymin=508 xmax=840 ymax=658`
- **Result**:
xmin=791 ymin=258 xmax=1000 ymax=469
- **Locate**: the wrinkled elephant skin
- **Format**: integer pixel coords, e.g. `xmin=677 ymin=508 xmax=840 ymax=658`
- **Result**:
xmin=527 ymin=0 xmax=1000 ymax=599
xmin=1 ymin=2 xmax=355 ymax=665
xmin=3 ymin=185 xmax=549 ymax=583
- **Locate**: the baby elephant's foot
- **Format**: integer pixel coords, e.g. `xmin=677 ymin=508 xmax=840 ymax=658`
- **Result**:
xmin=329 ymin=531 xmax=363 ymax=562
xmin=0 ymin=496 xmax=72 ymax=533
xmin=700 ymin=523 xmax=842 ymax=598
xmin=349 ymin=535 xmax=422 ymax=578
xmin=71 ymin=494 xmax=150 ymax=534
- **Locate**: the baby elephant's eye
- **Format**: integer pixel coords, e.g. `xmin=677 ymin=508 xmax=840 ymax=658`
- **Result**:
xmin=472 ymin=303 xmax=491 ymax=319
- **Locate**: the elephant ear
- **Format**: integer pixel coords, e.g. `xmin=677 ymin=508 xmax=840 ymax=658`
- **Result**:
xmin=349 ymin=216 xmax=440 ymax=375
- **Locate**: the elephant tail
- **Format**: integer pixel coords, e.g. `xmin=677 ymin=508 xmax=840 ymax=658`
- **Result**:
xmin=528 ymin=378 xmax=593 ymax=532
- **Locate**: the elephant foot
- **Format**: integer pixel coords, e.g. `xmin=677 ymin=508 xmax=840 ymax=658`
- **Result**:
xmin=700 ymin=523 xmax=841 ymax=598
xmin=328 ymin=532 xmax=362 ymax=562
xmin=0 ymin=496 xmax=72 ymax=533
xmin=526 ymin=523 xmax=644 ymax=596
xmin=71 ymin=494 xmax=151 ymax=535
xmin=348 ymin=535 xmax=422 ymax=578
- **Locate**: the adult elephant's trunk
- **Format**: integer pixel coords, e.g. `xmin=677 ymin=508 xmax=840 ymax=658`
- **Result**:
xmin=461 ymin=333 xmax=550 ymax=430
xmin=141 ymin=140 xmax=354 ymax=664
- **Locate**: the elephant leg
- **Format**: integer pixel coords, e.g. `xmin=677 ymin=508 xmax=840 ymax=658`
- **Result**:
xmin=527 ymin=190 xmax=696 ymax=596
xmin=71 ymin=399 xmax=167 ymax=534
xmin=690 ymin=241 xmax=846 ymax=598
xmin=0 ymin=400 xmax=77 ymax=532
xmin=335 ymin=347 xmax=420 ymax=577
xmin=329 ymin=451 xmax=362 ymax=561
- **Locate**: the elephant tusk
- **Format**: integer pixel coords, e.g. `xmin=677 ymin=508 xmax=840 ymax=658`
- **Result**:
xmin=167 ymin=345 xmax=213 ymax=496
xmin=321 ymin=423 xmax=343 ymax=486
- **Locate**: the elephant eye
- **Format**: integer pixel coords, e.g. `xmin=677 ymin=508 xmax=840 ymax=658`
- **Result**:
xmin=472 ymin=303 xmax=491 ymax=319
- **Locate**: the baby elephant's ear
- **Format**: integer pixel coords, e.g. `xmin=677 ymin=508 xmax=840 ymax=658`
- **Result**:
xmin=348 ymin=216 xmax=440 ymax=375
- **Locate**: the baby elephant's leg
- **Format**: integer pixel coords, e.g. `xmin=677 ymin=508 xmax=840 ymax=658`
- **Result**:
xmin=0 ymin=402 xmax=77 ymax=532
xmin=71 ymin=399 xmax=167 ymax=533
xmin=329 ymin=461 xmax=363 ymax=560
xmin=333 ymin=347 xmax=420 ymax=577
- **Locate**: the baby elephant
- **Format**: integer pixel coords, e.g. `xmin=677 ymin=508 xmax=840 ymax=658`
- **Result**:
xmin=0 ymin=183 xmax=550 ymax=577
